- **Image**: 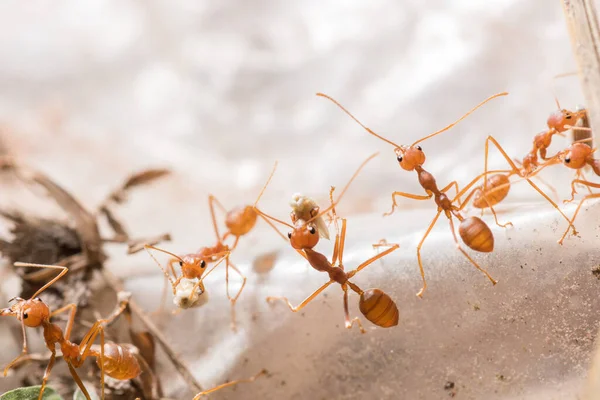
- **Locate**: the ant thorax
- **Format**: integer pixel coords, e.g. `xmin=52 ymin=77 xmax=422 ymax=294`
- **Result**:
xmin=289 ymin=193 xmax=330 ymax=240
xmin=173 ymin=278 xmax=208 ymax=309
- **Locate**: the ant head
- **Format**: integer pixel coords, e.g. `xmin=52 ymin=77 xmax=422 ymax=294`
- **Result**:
xmin=394 ymin=145 xmax=425 ymax=171
xmin=560 ymin=142 xmax=592 ymax=169
xmin=288 ymin=219 xmax=320 ymax=250
xmin=547 ymin=109 xmax=576 ymax=133
xmin=179 ymin=255 xmax=207 ymax=279
xmin=1 ymin=297 xmax=50 ymax=328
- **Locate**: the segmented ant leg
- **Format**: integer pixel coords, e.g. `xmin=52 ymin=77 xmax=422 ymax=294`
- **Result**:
xmin=208 ymin=194 xmax=227 ymax=242
xmin=532 ymin=174 xmax=560 ymax=202
xmin=192 ymin=369 xmax=267 ymax=399
xmin=346 ymin=243 xmax=399 ymax=279
xmin=79 ymin=326 xmax=107 ymax=400
xmin=67 ymin=361 xmax=92 ymax=400
xmin=37 ymin=351 xmax=57 ymax=400
xmin=414 ymin=211 xmax=442 ymax=298
xmin=383 ymin=191 xmax=432 ymax=217
xmin=441 ymin=181 xmax=462 ymax=207
xmin=50 ymin=303 xmax=78 ymax=339
xmin=447 ymin=217 xmax=497 ymax=285
xmin=3 ymin=317 xmax=29 ymax=376
xmin=559 ymin=192 xmax=600 ymax=245
xmin=343 ymin=286 xmax=365 ymax=334
xmin=154 ymin=258 xmax=181 ymax=315
xmin=266 ymin=280 xmax=335 ymax=311
xmin=225 ymin=260 xmax=247 ymax=331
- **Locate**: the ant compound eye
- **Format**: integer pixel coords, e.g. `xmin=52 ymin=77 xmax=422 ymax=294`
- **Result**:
xmin=416 ymin=145 xmax=422 ymax=151
xmin=397 ymin=156 xmax=403 ymax=162
xmin=35 ymin=297 xmax=42 ymax=302
xmin=179 ymin=261 xmax=183 ymax=267
xmin=308 ymin=226 xmax=316 ymax=235
xmin=200 ymin=260 xmax=206 ymax=268
xmin=565 ymin=114 xmax=572 ymax=119
xmin=287 ymin=232 xmax=292 ymax=239
xmin=565 ymin=157 xmax=571 ymax=164
xmin=23 ymin=312 xmax=28 ymax=319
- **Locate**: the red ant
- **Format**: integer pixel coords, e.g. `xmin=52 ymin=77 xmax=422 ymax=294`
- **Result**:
xmin=457 ymin=92 xmax=589 ymax=228
xmin=260 ymin=186 xmax=399 ymax=333
xmin=145 ymin=164 xmax=287 ymax=329
xmin=253 ymin=152 xmax=379 ymax=257
xmin=1 ymin=262 xmax=140 ymax=400
xmin=317 ymin=92 xmax=508 ymax=297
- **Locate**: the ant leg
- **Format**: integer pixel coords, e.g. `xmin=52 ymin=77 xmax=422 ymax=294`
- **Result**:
xmin=78 ymin=326 xmax=107 ymax=399
xmin=37 ymin=351 xmax=57 ymax=400
xmin=3 ymin=319 xmax=29 ymax=376
xmin=441 ymin=181 xmax=462 ymax=207
xmin=343 ymin=286 xmax=365 ymax=334
xmin=192 ymin=369 xmax=267 ymax=399
xmin=50 ymin=303 xmax=77 ymax=340
xmin=384 ymin=191 xmax=432 ymax=217
xmin=448 ymin=217 xmax=497 ymax=285
xmin=67 ymin=362 xmax=92 ymax=400
xmin=225 ymin=260 xmax=247 ymax=331
xmin=155 ymin=258 xmax=181 ymax=315
xmin=558 ymin=192 xmax=600 ymax=244
xmin=346 ymin=243 xmax=399 ymax=279
xmin=13 ymin=262 xmax=68 ymax=299
xmin=266 ymin=280 xmax=335 ymax=311
xmin=208 ymin=194 xmax=227 ymax=242
xmin=414 ymin=211 xmax=442 ymax=298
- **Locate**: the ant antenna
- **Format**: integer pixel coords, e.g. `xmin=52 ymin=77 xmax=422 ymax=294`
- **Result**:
xmin=253 ymin=207 xmax=294 ymax=229
xmin=316 ymin=93 xmax=402 ymax=149
xmin=254 ymin=161 xmax=278 ymax=208
xmin=144 ymin=244 xmax=182 ymax=286
xmin=307 ymin=152 xmax=378 ymax=224
xmin=13 ymin=262 xmax=69 ymax=299
xmin=411 ymin=92 xmax=509 ymax=146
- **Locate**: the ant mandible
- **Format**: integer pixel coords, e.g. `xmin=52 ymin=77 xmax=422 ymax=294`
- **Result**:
xmin=145 ymin=163 xmax=287 ymax=329
xmin=1 ymin=262 xmax=141 ymax=400
xmin=265 ymin=186 xmax=400 ymax=333
xmin=317 ymin=92 xmax=508 ymax=297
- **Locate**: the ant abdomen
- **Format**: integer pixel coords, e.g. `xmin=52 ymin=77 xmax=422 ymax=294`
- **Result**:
xmin=359 ymin=288 xmax=399 ymax=328
xmin=225 ymin=205 xmax=258 ymax=236
xmin=94 ymin=342 xmax=141 ymax=381
xmin=473 ymin=174 xmax=510 ymax=209
xmin=458 ymin=216 xmax=494 ymax=252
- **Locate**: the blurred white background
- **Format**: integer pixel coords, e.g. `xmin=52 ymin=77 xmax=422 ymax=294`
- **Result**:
xmin=1 ymin=1 xmax=598 ymax=399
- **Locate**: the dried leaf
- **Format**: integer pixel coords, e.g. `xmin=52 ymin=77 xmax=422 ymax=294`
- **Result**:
xmin=98 ymin=206 xmax=129 ymax=240
xmin=122 ymin=169 xmax=170 ymax=191
xmin=0 ymin=386 xmax=63 ymax=400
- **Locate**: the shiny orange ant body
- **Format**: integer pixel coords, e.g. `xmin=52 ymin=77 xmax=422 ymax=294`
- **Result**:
xmin=1 ymin=262 xmax=140 ymax=400
xmin=317 ymin=92 xmax=509 ymax=297
xmin=145 ymin=165 xmax=286 ymax=329
xmin=259 ymin=187 xmax=400 ymax=332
